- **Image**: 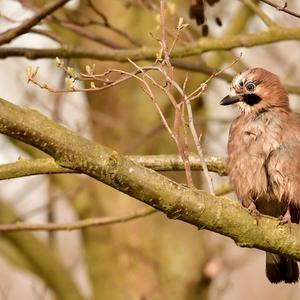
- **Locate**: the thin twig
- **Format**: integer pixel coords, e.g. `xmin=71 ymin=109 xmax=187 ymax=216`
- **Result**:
xmin=186 ymin=55 xmax=242 ymax=102
xmin=27 ymin=64 xmax=160 ymax=93
xmin=184 ymin=57 xmax=241 ymax=194
xmin=29 ymin=28 xmax=62 ymax=44
xmin=0 ymin=208 xmax=157 ymax=232
xmin=259 ymin=0 xmax=300 ymax=19
xmin=159 ymin=0 xmax=171 ymax=67
xmin=174 ymin=103 xmax=194 ymax=186
xmin=86 ymin=0 xmax=141 ymax=47
xmin=126 ymin=60 xmax=177 ymax=141
xmin=158 ymin=0 xmax=194 ymax=186
xmin=147 ymin=66 xmax=215 ymax=193
xmin=186 ymin=98 xmax=215 ymax=194
xmin=128 ymin=57 xmax=195 ymax=185
xmin=52 ymin=18 xmax=126 ymax=49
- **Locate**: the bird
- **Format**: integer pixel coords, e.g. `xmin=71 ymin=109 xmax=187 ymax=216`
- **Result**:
xmin=220 ymin=67 xmax=300 ymax=284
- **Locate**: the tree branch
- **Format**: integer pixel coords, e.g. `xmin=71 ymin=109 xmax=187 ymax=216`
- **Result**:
xmin=0 ymin=0 xmax=71 ymax=45
xmin=0 ymin=98 xmax=299 ymax=260
xmin=130 ymin=154 xmax=227 ymax=175
xmin=0 ymin=155 xmax=227 ymax=180
xmin=259 ymin=0 xmax=300 ymax=19
xmin=52 ymin=19 xmax=126 ymax=49
xmin=1 ymin=26 xmax=300 ymax=61
xmin=0 ymin=207 xmax=156 ymax=232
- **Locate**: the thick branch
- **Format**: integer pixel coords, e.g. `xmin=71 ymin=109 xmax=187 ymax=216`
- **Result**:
xmin=0 ymin=155 xmax=227 ymax=180
xmin=0 ymin=98 xmax=299 ymax=261
xmin=0 ymin=0 xmax=71 ymax=45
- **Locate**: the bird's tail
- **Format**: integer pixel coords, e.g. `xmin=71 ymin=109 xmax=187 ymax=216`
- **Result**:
xmin=266 ymin=252 xmax=299 ymax=283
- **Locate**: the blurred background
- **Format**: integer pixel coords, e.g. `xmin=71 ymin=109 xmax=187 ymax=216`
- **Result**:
xmin=0 ymin=0 xmax=300 ymax=299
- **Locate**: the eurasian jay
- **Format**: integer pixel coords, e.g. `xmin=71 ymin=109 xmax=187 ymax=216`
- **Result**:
xmin=220 ymin=67 xmax=299 ymax=283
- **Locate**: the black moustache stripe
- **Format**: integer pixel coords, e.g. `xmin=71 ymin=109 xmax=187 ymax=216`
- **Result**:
xmin=243 ymin=94 xmax=262 ymax=106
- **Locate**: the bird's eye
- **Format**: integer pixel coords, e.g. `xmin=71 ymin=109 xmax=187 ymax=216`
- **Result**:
xmin=245 ymin=82 xmax=255 ymax=92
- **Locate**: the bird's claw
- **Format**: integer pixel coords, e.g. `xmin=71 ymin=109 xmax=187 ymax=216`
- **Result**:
xmin=247 ymin=202 xmax=261 ymax=223
xmin=277 ymin=210 xmax=292 ymax=232
xmin=278 ymin=215 xmax=291 ymax=225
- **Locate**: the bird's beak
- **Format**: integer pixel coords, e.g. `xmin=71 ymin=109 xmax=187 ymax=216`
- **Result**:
xmin=219 ymin=95 xmax=241 ymax=106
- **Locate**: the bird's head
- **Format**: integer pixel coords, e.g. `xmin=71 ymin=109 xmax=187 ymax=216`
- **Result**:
xmin=220 ymin=68 xmax=289 ymax=114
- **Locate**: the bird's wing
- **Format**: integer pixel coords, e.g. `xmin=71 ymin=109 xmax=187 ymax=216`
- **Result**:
xmin=266 ymin=132 xmax=300 ymax=219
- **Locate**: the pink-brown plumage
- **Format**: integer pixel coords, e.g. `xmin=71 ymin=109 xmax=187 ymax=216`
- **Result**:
xmin=221 ymin=67 xmax=300 ymax=284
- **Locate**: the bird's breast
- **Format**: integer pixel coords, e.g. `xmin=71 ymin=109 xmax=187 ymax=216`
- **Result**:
xmin=227 ymin=113 xmax=282 ymax=206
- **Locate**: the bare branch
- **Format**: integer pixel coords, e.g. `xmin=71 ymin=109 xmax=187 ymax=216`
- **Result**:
xmin=52 ymin=19 xmax=126 ymax=49
xmin=0 ymin=155 xmax=227 ymax=181
xmin=0 ymin=0 xmax=71 ymax=45
xmin=29 ymin=28 xmax=62 ymax=44
xmin=259 ymin=0 xmax=300 ymax=19
xmin=86 ymin=0 xmax=141 ymax=47
xmin=0 ymin=180 xmax=231 ymax=233
xmin=0 ymin=208 xmax=157 ymax=232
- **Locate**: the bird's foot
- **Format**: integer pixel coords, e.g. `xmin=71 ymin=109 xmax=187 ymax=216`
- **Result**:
xmin=278 ymin=215 xmax=291 ymax=225
xmin=278 ymin=209 xmax=292 ymax=231
xmin=247 ymin=202 xmax=261 ymax=223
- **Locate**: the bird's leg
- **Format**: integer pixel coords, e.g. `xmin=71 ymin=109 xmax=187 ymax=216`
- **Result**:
xmin=278 ymin=207 xmax=291 ymax=227
xmin=247 ymin=202 xmax=261 ymax=220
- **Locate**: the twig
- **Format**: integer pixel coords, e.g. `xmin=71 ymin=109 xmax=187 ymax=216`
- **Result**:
xmin=171 ymin=60 xmax=233 ymax=81
xmin=51 ymin=19 xmax=126 ymax=49
xmin=27 ymin=64 xmax=161 ymax=93
xmin=26 ymin=57 xmax=300 ymax=96
xmin=149 ymin=64 xmax=215 ymax=193
xmin=0 ymin=208 xmax=157 ymax=232
xmin=158 ymin=0 xmax=194 ymax=186
xmin=185 ymin=98 xmax=215 ymax=194
xmin=241 ymin=0 xmax=276 ymax=27
xmin=174 ymin=102 xmax=194 ymax=186
xmin=183 ymin=57 xmax=241 ymax=194
xmin=29 ymin=28 xmax=62 ymax=44
xmin=0 ymin=0 xmax=71 ymax=45
xmin=86 ymin=0 xmax=141 ymax=47
xmin=124 ymin=61 xmax=177 ymax=141
xmin=159 ymin=0 xmax=171 ymax=67
xmin=128 ymin=58 xmax=195 ymax=185
xmin=186 ymin=55 xmax=242 ymax=102
xmin=259 ymin=0 xmax=300 ymax=19
xmin=0 ymin=182 xmax=232 ymax=233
